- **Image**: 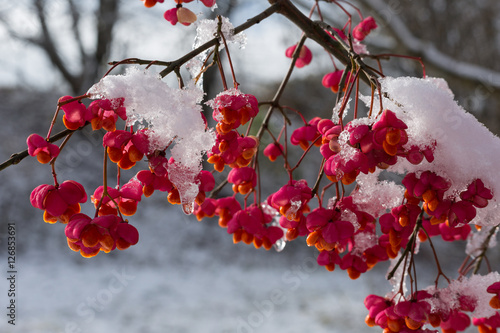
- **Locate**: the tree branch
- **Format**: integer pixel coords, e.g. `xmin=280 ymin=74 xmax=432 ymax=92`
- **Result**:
xmin=268 ymin=0 xmax=378 ymax=87
xmin=359 ymin=0 xmax=500 ymax=89
xmin=0 ymin=126 xmax=81 ymax=172
xmin=33 ymin=0 xmax=81 ymax=93
xmin=159 ymin=2 xmax=282 ymax=78
xmin=67 ymin=0 xmax=87 ymax=70
xmin=94 ymin=0 xmax=119 ymax=78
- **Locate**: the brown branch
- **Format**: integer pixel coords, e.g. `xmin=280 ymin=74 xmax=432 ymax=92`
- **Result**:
xmin=108 ymin=58 xmax=172 ymax=67
xmin=94 ymin=0 xmax=119 ymax=75
xmin=268 ymin=0 xmax=348 ymax=63
xmin=33 ymin=0 xmax=82 ymax=94
xmin=159 ymin=2 xmax=282 ymax=78
xmin=387 ymin=211 xmax=424 ymax=280
xmin=268 ymin=0 xmax=378 ymax=87
xmin=255 ymin=34 xmax=308 ymax=141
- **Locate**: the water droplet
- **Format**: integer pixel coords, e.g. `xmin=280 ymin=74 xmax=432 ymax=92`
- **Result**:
xmin=271 ymin=214 xmax=286 ymax=252
xmin=182 ymin=202 xmax=194 ymax=215
xmin=273 ymin=238 xmax=286 ymax=252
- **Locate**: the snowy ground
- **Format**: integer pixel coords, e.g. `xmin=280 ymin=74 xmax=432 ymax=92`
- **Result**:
xmin=0 ymin=200 xmax=387 ymax=333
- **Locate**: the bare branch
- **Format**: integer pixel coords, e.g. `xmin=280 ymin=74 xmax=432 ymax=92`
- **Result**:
xmin=67 ymin=0 xmax=87 ymax=69
xmin=359 ymin=0 xmax=500 ymax=89
xmin=0 ymin=127 xmax=79 ymax=172
xmin=94 ymin=0 xmax=119 ymax=76
xmin=33 ymin=0 xmax=82 ymax=93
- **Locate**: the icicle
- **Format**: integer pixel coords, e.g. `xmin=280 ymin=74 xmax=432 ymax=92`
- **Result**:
xmin=182 ymin=202 xmax=194 ymax=215
xmin=271 ymin=214 xmax=286 ymax=252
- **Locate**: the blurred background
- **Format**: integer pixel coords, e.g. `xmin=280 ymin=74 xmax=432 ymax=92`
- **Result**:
xmin=0 ymin=0 xmax=499 ymax=332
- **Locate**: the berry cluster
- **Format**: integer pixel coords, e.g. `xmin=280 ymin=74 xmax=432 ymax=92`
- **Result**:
xmin=28 ymin=94 xmax=216 ymax=257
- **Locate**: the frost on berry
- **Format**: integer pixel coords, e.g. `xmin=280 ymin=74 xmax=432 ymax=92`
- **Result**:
xmin=425 ymin=272 xmax=500 ymax=320
xmin=207 ymin=88 xmax=259 ymax=134
xmin=267 ymin=180 xmax=312 ymax=221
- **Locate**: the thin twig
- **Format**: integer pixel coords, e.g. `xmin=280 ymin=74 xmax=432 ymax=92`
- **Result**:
xmin=0 ymin=126 xmax=84 ymax=172
xmin=159 ymin=3 xmax=282 ymax=78
xmin=473 ymin=225 xmax=499 ymax=274
xmin=387 ymin=211 xmax=424 ymax=280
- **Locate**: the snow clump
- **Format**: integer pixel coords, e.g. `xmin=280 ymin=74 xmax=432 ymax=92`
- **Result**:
xmin=87 ymin=66 xmax=215 ymax=208
xmin=371 ymin=76 xmax=500 ymax=226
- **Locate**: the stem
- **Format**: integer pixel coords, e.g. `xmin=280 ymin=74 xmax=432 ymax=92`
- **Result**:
xmin=47 ymin=105 xmax=62 ymax=139
xmin=218 ymin=16 xmax=240 ymax=89
xmin=337 ymin=68 xmax=360 ymax=124
xmin=268 ymin=0 xmax=349 ymax=64
xmin=174 ymin=67 xmax=185 ymax=89
xmin=216 ymin=49 xmax=228 ymax=90
xmin=473 ymin=225 xmax=499 ymax=274
xmin=387 ymin=211 xmax=424 ymax=280
xmin=213 ymin=19 xmax=228 ymax=90
xmin=354 ymin=72 xmax=360 ymax=119
xmin=209 ymin=179 xmax=228 ymax=199
xmin=255 ymin=35 xmax=307 ymax=141
xmin=368 ymin=84 xmax=375 ymax=117
xmin=318 ymin=178 xmax=334 ymax=207
xmin=368 ymin=53 xmax=426 ymax=78
xmin=422 ymin=226 xmax=450 ymax=285
xmin=317 ymin=21 xmax=379 ymax=87
xmin=255 ymin=152 xmax=261 ymax=204
xmin=95 ymin=147 xmax=109 ymax=218
xmin=48 ymin=131 xmax=74 ymax=187
xmin=51 ymin=161 xmax=59 ymax=187
xmin=290 ymin=135 xmax=321 ymax=172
